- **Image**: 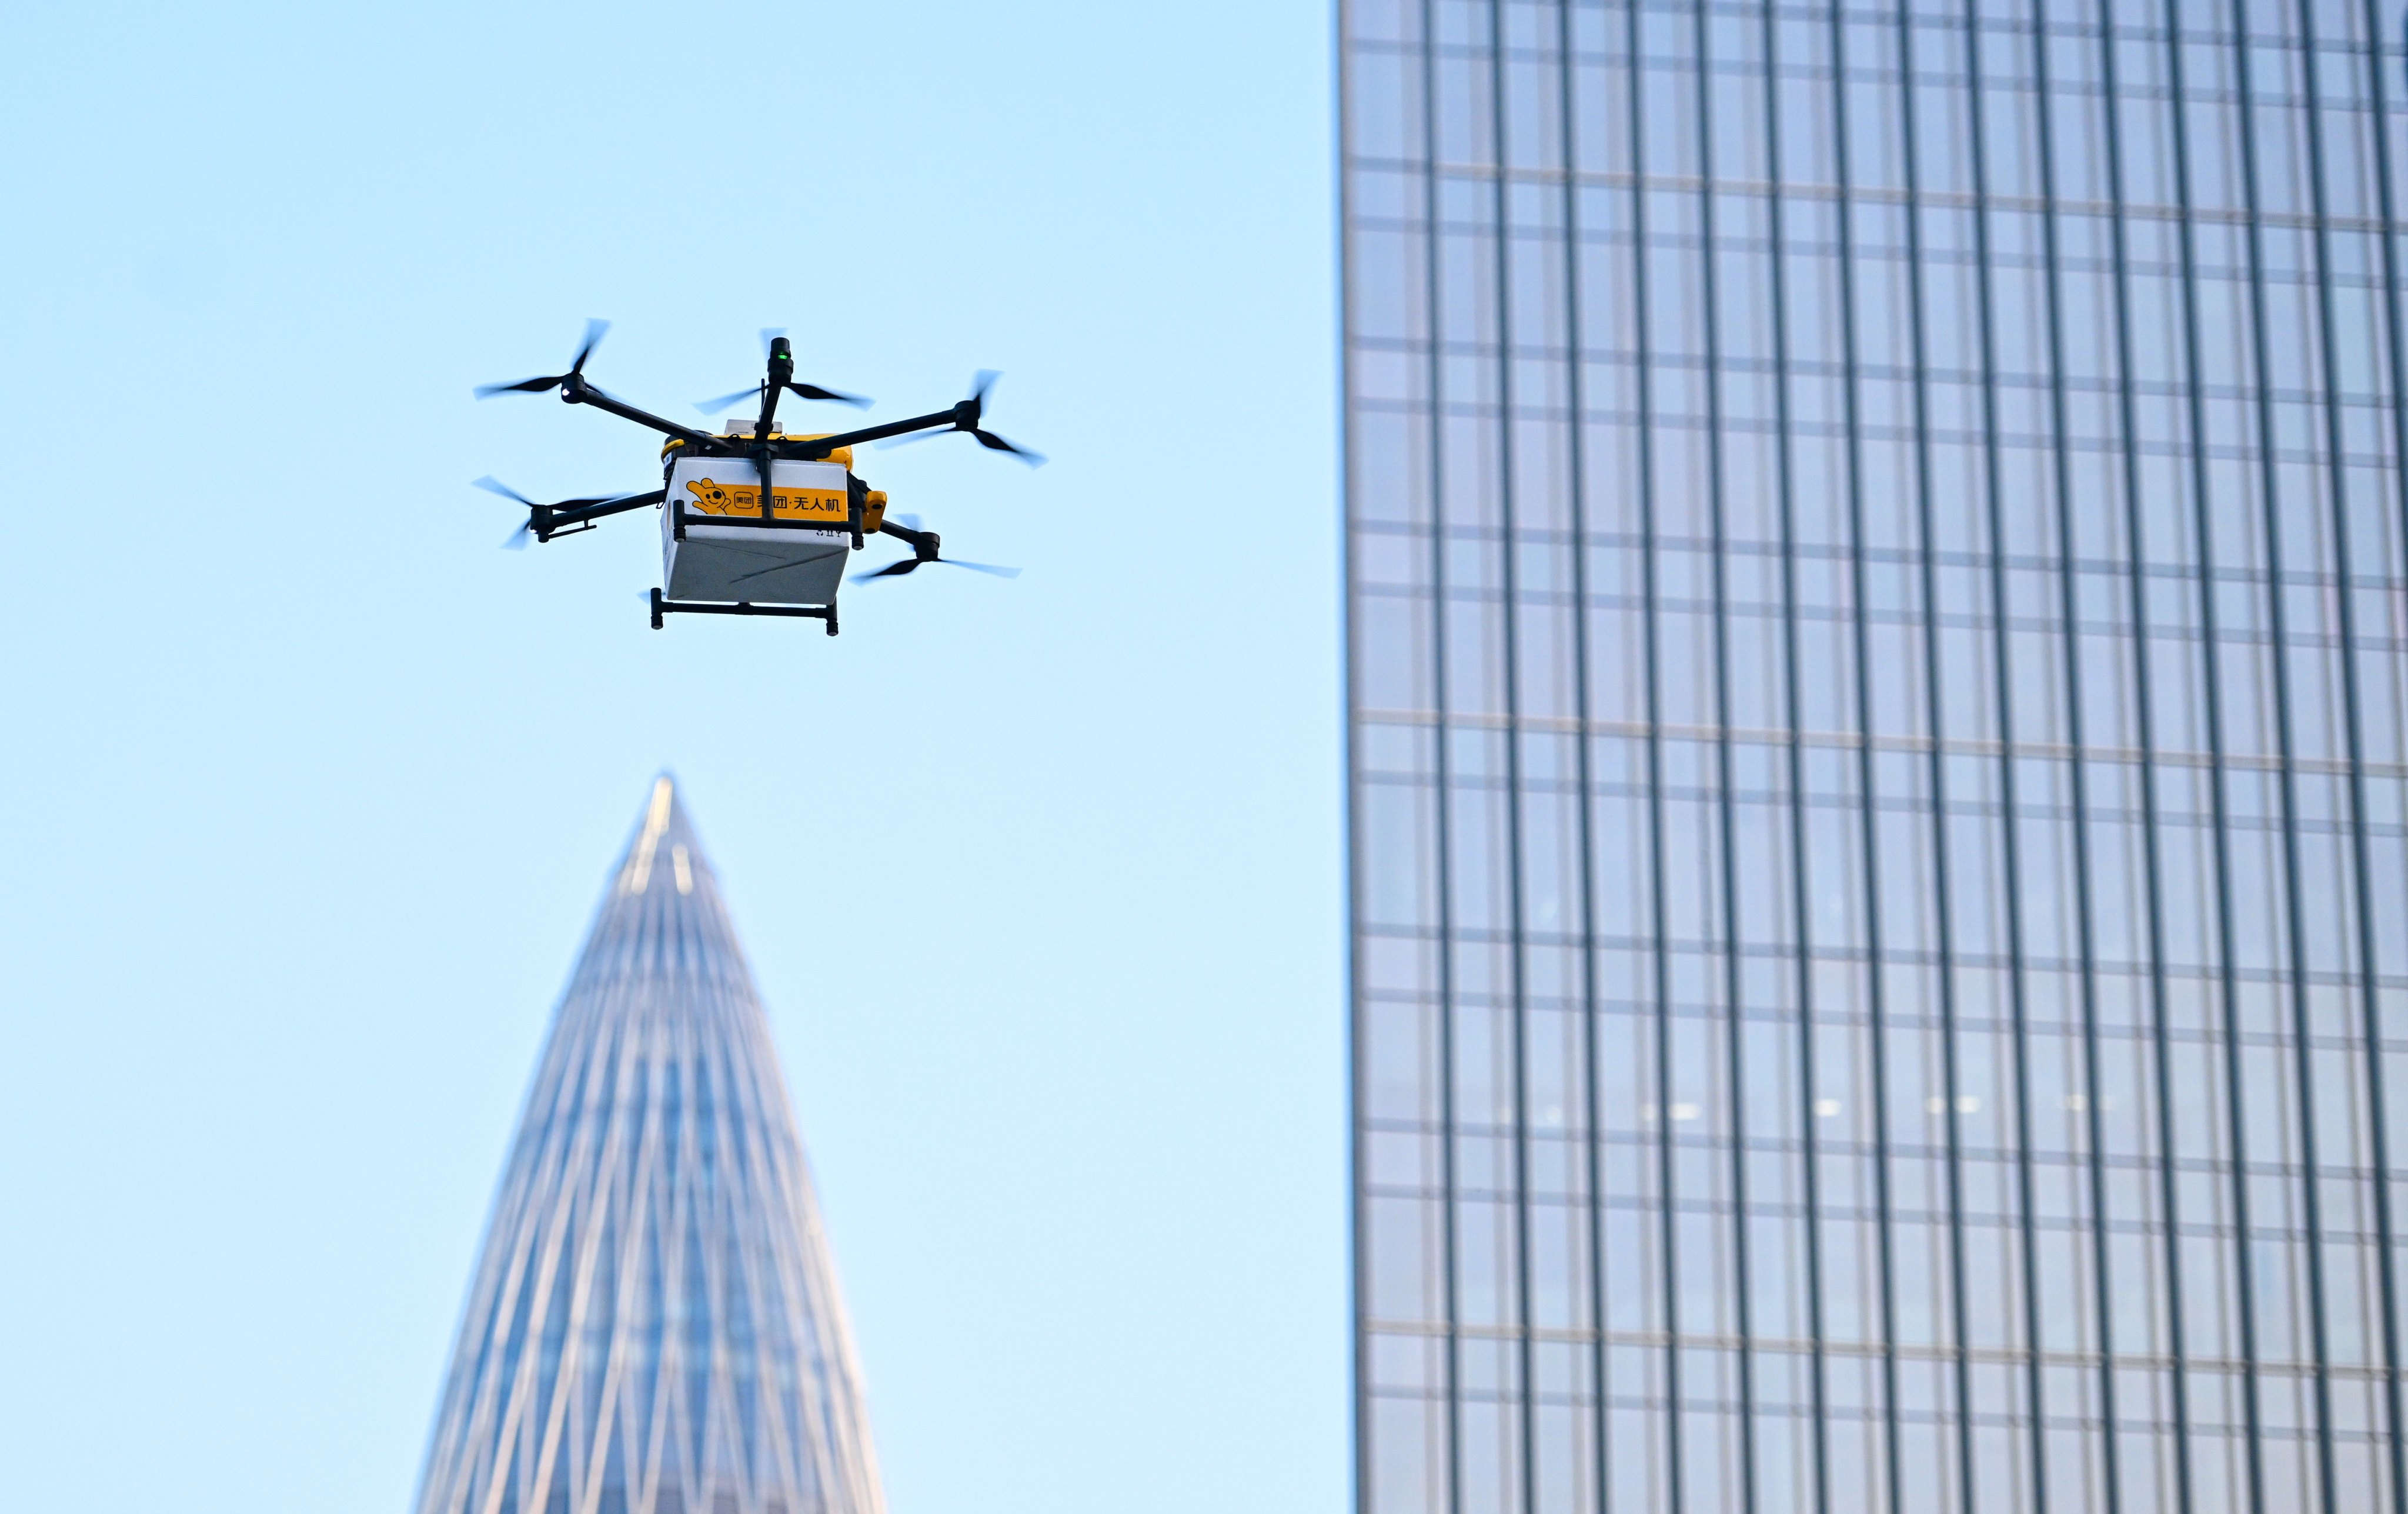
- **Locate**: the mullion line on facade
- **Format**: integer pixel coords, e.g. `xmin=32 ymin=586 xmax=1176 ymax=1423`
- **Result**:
xmin=1348 ymin=696 xmax=2408 ymax=782
xmin=1482 ymin=2 xmax=1538 ymax=1508
xmin=2095 ymin=0 xmax=2200 ymax=1500
xmin=1318 ymin=1315 xmax=2400 ymax=1385
xmin=2301 ymin=2 xmax=2405 ymax=1508
xmin=1695 ymin=0 xmax=1761 ymax=1505
xmin=1414 ymin=2 xmax=1468 ymax=1507
xmin=2229 ymin=6 xmax=2342 ymax=1506
xmin=2030 ymin=0 xmax=2127 ymax=1503
xmin=1340 ymin=14 xmax=1374 ymax=1512
xmin=1549 ymin=0 xmax=1612 ymax=1505
xmin=2162 ymin=0 xmax=2269 ymax=1503
xmin=1897 ymin=2 xmax=1982 ymax=1508
xmin=1828 ymin=0 xmax=1909 ymax=1506
xmin=2343 ymin=0 xmax=2408 ymax=1499
xmin=1759 ymin=0 xmax=1836 ymax=1499
xmin=1339 ymin=154 xmax=2402 ymax=240
xmin=1622 ymin=0 xmax=1684 ymax=1501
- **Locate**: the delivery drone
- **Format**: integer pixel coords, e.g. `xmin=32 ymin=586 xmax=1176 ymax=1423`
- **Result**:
xmin=472 ymin=321 xmax=1039 ymax=635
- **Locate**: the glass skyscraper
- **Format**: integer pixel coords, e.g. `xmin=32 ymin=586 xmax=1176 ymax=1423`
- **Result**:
xmin=415 ymin=779 xmax=882 ymax=1514
xmin=1341 ymin=1 xmax=2408 ymax=1510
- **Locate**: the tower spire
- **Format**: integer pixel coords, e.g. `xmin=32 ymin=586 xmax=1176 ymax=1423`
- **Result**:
xmin=415 ymin=780 xmax=883 ymax=1514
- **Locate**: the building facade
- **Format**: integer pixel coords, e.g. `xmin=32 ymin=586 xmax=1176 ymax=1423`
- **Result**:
xmin=414 ymin=779 xmax=882 ymax=1514
xmin=1341 ymin=2 xmax=2408 ymax=1511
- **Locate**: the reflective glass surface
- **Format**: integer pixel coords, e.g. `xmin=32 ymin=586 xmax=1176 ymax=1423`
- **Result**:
xmin=1341 ymin=1 xmax=2408 ymax=1508
xmin=415 ymin=781 xmax=883 ymax=1514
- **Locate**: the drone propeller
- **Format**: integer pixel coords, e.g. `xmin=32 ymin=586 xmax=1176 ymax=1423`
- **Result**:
xmin=471 ymin=476 xmax=539 ymax=507
xmin=694 ymin=379 xmax=871 ymax=415
xmin=874 ymin=370 xmax=1043 ymax=463
xmin=696 ymin=328 xmax=871 ymax=413
xmin=792 ymin=381 xmax=872 ymax=406
xmin=473 ymin=475 xmax=642 ymax=549
xmin=474 ymin=318 xmax=610 ymax=399
xmin=473 ymin=476 xmax=540 ymax=548
xmin=696 ymin=383 xmax=763 ymax=416
xmin=472 ymin=475 xmax=640 ymax=511
xmin=851 ymin=555 xmax=1021 ymax=583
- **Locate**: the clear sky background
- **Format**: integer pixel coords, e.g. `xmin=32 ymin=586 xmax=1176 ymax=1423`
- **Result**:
xmin=0 ymin=4 xmax=1342 ymax=1512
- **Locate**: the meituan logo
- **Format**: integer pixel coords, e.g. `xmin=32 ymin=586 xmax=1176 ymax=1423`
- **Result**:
xmin=683 ymin=478 xmax=843 ymax=519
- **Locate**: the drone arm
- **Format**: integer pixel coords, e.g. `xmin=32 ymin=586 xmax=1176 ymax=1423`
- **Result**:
xmin=794 ymin=407 xmax=960 ymax=458
xmin=545 ymin=488 xmax=666 ymax=533
xmin=879 ymin=516 xmax=934 ymax=549
xmin=562 ymin=377 xmax=724 ymax=449
xmin=877 ymin=517 xmax=940 ymax=561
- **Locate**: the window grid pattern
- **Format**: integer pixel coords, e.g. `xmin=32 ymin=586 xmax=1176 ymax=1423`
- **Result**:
xmin=1341 ymin=1 xmax=2408 ymax=1511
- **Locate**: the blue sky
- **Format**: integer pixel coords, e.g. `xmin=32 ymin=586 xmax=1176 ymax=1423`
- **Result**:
xmin=0 ymin=4 xmax=1343 ymax=1510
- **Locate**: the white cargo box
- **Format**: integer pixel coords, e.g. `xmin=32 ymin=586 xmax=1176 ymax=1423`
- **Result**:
xmin=661 ymin=455 xmax=854 ymax=606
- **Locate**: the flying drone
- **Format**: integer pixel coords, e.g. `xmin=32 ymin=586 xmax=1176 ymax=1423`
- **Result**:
xmin=473 ymin=321 xmax=1040 ymax=635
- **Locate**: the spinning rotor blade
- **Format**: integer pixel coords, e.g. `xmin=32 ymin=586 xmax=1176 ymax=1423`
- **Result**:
xmin=757 ymin=328 xmax=870 ymax=406
xmin=476 ymin=479 xmax=538 ymax=549
xmin=786 ymin=381 xmax=871 ymax=407
xmin=696 ymin=382 xmax=870 ymax=416
xmin=696 ymin=384 xmax=763 ymax=415
xmin=870 ymin=370 xmax=1043 ymax=463
xmin=472 ymin=476 xmax=642 ymax=512
xmin=969 ymin=428 xmax=1043 ymax=463
xmin=472 ymin=475 xmax=536 ymax=506
xmin=475 ymin=375 xmax=560 ymax=398
xmin=473 ymin=318 xmax=611 ymax=399
xmin=960 ymin=375 xmax=1041 ymax=461
xmin=570 ymin=318 xmax=610 ymax=372
xmin=851 ymin=555 xmax=1021 ymax=584
xmin=877 ymin=423 xmax=1044 ymax=463
xmin=474 ymin=475 xmax=644 ymax=549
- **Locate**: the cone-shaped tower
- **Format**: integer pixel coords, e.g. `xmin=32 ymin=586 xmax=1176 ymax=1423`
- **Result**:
xmin=415 ymin=778 xmax=883 ymax=1514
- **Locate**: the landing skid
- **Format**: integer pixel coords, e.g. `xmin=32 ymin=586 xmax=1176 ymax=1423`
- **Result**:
xmin=649 ymin=588 xmax=837 ymax=636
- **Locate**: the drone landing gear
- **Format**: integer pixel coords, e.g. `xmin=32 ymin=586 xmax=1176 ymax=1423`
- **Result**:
xmin=649 ymin=588 xmax=837 ymax=636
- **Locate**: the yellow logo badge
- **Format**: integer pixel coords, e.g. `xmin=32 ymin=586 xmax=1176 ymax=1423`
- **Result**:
xmin=683 ymin=478 xmax=848 ymax=522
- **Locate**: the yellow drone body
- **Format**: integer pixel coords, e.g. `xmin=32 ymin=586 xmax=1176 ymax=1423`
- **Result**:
xmin=472 ymin=325 xmax=1035 ymax=636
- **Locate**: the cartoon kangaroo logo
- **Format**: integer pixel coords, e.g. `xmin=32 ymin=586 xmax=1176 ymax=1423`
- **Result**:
xmin=684 ymin=477 xmax=846 ymax=519
xmin=686 ymin=478 xmax=753 ymax=512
